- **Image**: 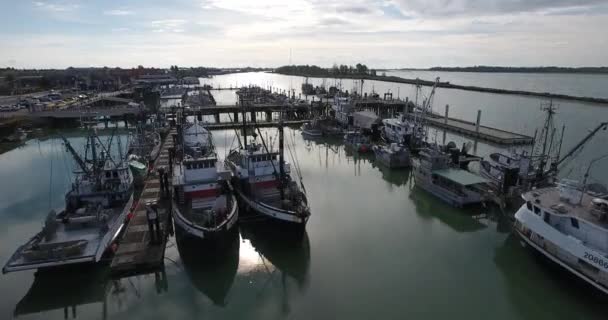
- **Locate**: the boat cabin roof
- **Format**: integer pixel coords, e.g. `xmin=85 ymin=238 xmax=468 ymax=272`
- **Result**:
xmin=524 ymin=187 xmax=608 ymax=229
xmin=434 ymin=168 xmax=489 ymax=186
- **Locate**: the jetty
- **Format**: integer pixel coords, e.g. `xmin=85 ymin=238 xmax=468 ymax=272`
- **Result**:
xmin=110 ymin=129 xmax=174 ymax=275
xmin=408 ymin=108 xmax=533 ymax=145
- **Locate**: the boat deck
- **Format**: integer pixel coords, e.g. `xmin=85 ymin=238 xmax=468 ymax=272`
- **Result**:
xmin=110 ymin=128 xmax=175 ymax=275
xmin=3 ymin=204 xmax=127 ymax=272
xmin=526 ymin=188 xmax=608 ymax=229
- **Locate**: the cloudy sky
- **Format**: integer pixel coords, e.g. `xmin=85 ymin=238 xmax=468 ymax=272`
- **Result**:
xmin=1 ymin=0 xmax=607 ymax=68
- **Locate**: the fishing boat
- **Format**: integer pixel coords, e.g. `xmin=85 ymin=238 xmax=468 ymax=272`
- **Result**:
xmin=3 ymin=129 xmax=134 ymax=273
xmin=381 ymin=114 xmax=416 ymax=145
xmin=172 ymin=120 xmax=238 ymax=241
xmin=225 ymin=109 xmax=310 ymax=230
xmin=300 ymin=121 xmax=323 ymax=137
xmin=343 ymin=130 xmax=372 ymax=153
xmin=128 ymin=123 xmax=161 ymax=162
xmin=127 ymin=154 xmax=148 ymax=179
xmin=480 ymin=102 xmax=608 ymax=204
xmin=514 ymin=178 xmax=608 ymax=294
xmin=373 ymin=143 xmax=411 ymax=168
xmin=413 ymin=146 xmax=490 ymax=207
xmin=331 ymin=96 xmax=354 ymax=126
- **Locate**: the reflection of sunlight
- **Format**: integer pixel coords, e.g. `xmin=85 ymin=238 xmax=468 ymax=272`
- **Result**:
xmin=237 ymin=235 xmax=276 ymax=275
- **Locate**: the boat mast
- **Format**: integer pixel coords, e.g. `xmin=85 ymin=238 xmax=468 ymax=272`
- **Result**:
xmin=60 ymin=135 xmax=89 ymax=174
xmin=536 ymin=101 xmax=556 ymax=179
xmin=90 ymin=129 xmax=98 ymax=173
xmin=278 ymin=111 xmax=285 ymax=201
xmin=240 ymin=94 xmax=248 ymax=149
xmin=551 ymin=122 xmax=608 ymax=170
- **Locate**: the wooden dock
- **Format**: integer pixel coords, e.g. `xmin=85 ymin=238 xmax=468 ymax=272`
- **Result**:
xmin=205 ymin=120 xmax=308 ymax=130
xmin=110 ymin=129 xmax=174 ymax=275
xmin=409 ymin=113 xmax=533 ymax=145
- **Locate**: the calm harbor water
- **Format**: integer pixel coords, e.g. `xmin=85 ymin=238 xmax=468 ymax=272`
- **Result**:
xmin=2 ymin=72 xmax=608 ymax=319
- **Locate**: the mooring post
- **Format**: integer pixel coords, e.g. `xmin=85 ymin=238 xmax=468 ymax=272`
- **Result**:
xmin=475 ymin=109 xmax=481 ymax=137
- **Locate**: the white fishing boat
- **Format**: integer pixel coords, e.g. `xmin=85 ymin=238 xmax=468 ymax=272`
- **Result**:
xmin=225 ymin=115 xmax=310 ymax=230
xmin=480 ymin=102 xmax=608 ymax=204
xmin=381 ymin=114 xmax=416 ymax=145
xmin=413 ymin=147 xmax=490 ymax=207
xmin=172 ymin=120 xmax=239 ymax=240
xmin=3 ymin=129 xmax=134 ymax=273
xmin=373 ymin=143 xmax=411 ymax=168
xmin=514 ymin=179 xmax=608 ymax=294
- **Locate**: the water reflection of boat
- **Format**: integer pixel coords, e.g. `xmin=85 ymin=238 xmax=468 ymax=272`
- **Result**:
xmin=375 ymin=164 xmax=411 ymax=187
xmin=493 ymin=234 xmax=608 ymax=318
xmin=409 ymin=187 xmax=487 ymax=233
xmin=239 ymin=223 xmax=310 ymax=289
xmin=14 ymin=266 xmax=111 ymax=318
xmin=176 ymin=227 xmax=240 ymax=306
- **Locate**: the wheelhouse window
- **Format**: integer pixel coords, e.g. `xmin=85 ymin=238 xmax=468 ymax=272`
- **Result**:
xmin=526 ymin=202 xmax=532 ymax=211
xmin=533 ymin=206 xmax=541 ymax=215
xmin=571 ymin=218 xmax=579 ymax=229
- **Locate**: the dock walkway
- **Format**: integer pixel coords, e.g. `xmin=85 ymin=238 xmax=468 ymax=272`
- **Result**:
xmin=408 ymin=114 xmax=533 ymax=145
xmin=110 ymin=129 xmax=175 ymax=275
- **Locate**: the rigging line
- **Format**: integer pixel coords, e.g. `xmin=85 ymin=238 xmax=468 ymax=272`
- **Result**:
xmin=48 ymin=138 xmax=54 ymax=210
xmin=289 ymin=133 xmax=304 ymax=178
xmin=289 ymin=140 xmax=302 ymax=179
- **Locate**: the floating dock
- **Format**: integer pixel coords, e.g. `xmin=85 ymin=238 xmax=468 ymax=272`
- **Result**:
xmin=110 ymin=129 xmax=175 ymax=275
xmin=409 ymin=112 xmax=533 ymax=145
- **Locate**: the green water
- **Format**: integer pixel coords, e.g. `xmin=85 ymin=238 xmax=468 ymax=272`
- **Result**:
xmin=2 ymin=72 xmax=608 ymax=319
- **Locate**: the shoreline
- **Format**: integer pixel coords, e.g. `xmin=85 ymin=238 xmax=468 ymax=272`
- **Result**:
xmin=273 ymin=71 xmax=608 ymax=105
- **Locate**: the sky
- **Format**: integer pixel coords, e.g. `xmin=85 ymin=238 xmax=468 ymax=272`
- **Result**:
xmin=0 ymin=0 xmax=607 ymax=69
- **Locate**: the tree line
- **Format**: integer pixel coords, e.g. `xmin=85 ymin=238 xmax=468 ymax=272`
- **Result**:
xmin=275 ymin=64 xmax=377 ymax=76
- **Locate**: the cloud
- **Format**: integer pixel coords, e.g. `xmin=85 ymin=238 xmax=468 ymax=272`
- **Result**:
xmin=33 ymin=1 xmax=80 ymax=12
xmin=150 ymin=19 xmax=188 ymax=33
xmin=391 ymin=0 xmax=606 ymax=16
xmin=319 ymin=17 xmax=350 ymax=26
xmin=104 ymin=9 xmax=134 ymax=16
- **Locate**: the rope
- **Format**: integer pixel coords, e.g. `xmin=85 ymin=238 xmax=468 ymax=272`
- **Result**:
xmin=48 ymin=138 xmax=54 ymax=210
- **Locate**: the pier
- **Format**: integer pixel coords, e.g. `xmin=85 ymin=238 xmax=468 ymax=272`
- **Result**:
xmin=110 ymin=129 xmax=174 ymax=275
xmin=408 ymin=108 xmax=533 ymax=145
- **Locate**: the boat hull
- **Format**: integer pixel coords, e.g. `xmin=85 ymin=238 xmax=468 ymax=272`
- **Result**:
xmin=172 ymin=195 xmax=239 ymax=241
xmin=373 ymin=147 xmax=411 ymax=169
xmin=514 ymin=205 xmax=608 ymax=295
xmin=234 ymin=187 xmax=308 ymax=227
